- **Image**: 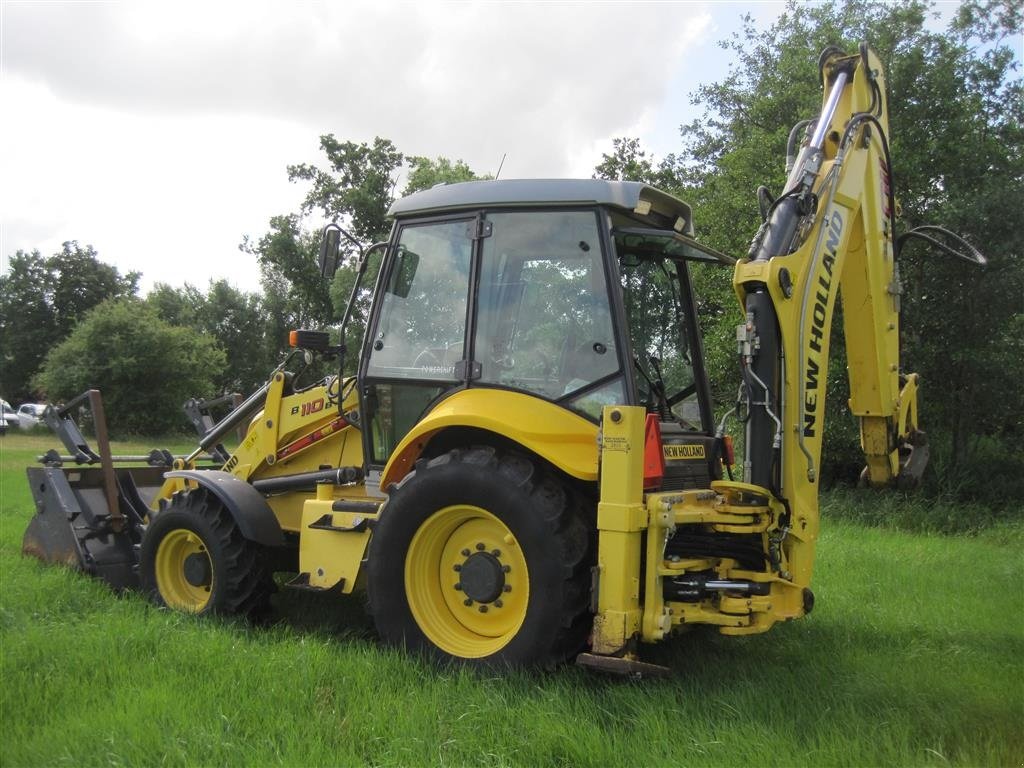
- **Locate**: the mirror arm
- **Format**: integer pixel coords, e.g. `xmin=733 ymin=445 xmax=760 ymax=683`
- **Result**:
xmin=337 ymin=240 xmax=389 ymax=381
xmin=338 ymin=227 xmax=366 ymax=259
xmin=319 ymin=223 xmax=366 ymax=278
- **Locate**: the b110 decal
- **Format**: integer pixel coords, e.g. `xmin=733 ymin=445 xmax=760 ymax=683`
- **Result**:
xmin=291 ymin=397 xmax=325 ymax=418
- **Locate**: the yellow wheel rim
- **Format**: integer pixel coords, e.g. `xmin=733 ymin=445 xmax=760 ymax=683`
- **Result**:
xmin=405 ymin=504 xmax=529 ymax=658
xmin=154 ymin=528 xmax=213 ymax=612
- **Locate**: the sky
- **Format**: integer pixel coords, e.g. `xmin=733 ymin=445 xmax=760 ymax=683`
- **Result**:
xmin=0 ymin=0 xmax=972 ymax=295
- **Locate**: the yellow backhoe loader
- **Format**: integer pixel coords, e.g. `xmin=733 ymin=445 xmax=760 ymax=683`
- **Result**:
xmin=23 ymin=44 xmax=983 ymax=673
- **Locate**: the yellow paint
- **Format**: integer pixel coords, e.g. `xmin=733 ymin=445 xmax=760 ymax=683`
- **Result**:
xmin=259 ymin=372 xmax=287 ymax=465
xmin=591 ymin=406 xmax=646 ymax=655
xmin=403 ymin=504 xmax=529 ymax=659
xmin=380 ymin=389 xmax=599 ymax=489
xmin=726 ymin=47 xmax=918 ymax=595
xmin=297 ymin=499 xmax=378 ymax=593
xmin=154 ymin=528 xmax=212 ymax=612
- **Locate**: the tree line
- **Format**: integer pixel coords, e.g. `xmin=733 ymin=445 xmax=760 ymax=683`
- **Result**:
xmin=595 ymin=0 xmax=1022 ymax=503
xmin=0 ymin=151 xmax=482 ymax=434
xmin=1 ymin=0 xmax=1019 ymax=503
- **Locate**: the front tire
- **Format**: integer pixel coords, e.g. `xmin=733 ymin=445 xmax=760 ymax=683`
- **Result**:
xmin=366 ymin=446 xmax=593 ymax=667
xmin=140 ymin=487 xmax=272 ymax=618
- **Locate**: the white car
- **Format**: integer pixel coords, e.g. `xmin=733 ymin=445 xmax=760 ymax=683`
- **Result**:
xmin=17 ymin=403 xmax=48 ymax=430
xmin=0 ymin=400 xmax=18 ymax=435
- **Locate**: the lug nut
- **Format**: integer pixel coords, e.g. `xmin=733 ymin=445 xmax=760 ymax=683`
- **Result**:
xmin=463 ymin=598 xmax=473 ymax=606
xmin=495 ymin=599 xmax=503 ymax=608
xmin=491 ymin=549 xmax=501 ymax=557
xmin=454 ymin=583 xmax=463 ymax=591
xmin=453 ymin=564 xmax=462 ymax=572
xmin=502 ymin=565 xmax=511 ymax=573
xmin=476 ymin=542 xmax=486 ymax=551
xmin=479 ymin=605 xmax=488 ymax=613
xmin=503 ymin=585 xmax=512 ymax=593
xmin=461 ymin=549 xmax=470 ymax=557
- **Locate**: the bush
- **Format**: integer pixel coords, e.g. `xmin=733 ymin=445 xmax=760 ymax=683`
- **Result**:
xmin=35 ymin=299 xmax=226 ymax=436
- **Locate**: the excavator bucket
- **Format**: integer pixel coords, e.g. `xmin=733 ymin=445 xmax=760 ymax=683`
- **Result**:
xmin=21 ymin=390 xmax=170 ymax=590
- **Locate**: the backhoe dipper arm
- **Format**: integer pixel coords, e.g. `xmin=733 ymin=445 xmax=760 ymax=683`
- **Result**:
xmin=732 ymin=45 xmax=920 ymax=584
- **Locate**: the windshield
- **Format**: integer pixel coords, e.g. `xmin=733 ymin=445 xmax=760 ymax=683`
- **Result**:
xmin=619 ymin=253 xmax=701 ymax=429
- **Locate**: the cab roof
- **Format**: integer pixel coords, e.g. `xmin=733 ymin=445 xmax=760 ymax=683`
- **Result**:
xmin=388 ymin=179 xmax=695 ymax=236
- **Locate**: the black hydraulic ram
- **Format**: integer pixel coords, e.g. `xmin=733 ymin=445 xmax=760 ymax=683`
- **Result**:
xmin=741 ymin=53 xmax=853 ymax=489
xmin=665 ymin=575 xmax=772 ymax=603
xmin=251 ymin=466 xmax=363 ymax=494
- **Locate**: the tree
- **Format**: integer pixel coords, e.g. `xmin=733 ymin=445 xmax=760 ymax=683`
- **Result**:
xmin=0 ymin=243 xmax=138 ymax=402
xmin=35 ymin=299 xmax=225 ymax=436
xmin=197 ymin=280 xmax=272 ymax=395
xmin=287 ymin=138 xmax=487 ymax=241
xmin=404 ymin=155 xmax=487 ymax=195
xmin=49 ymin=242 xmax=140 ymax=336
xmin=146 ymin=280 xmax=271 ymax=396
xmin=288 ymin=135 xmax=404 ymax=243
xmin=599 ymin=0 xmax=1023 ymax=498
xmin=594 ymin=137 xmax=680 ymax=191
xmin=146 ymin=282 xmax=204 ymax=328
xmin=241 ymin=214 xmax=336 ymax=368
xmin=253 ymin=138 xmax=488 ymax=374
xmin=0 ymin=251 xmax=53 ymax=403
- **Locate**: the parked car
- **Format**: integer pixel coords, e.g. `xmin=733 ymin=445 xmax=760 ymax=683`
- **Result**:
xmin=0 ymin=400 xmax=18 ymax=435
xmin=17 ymin=403 xmax=48 ymax=430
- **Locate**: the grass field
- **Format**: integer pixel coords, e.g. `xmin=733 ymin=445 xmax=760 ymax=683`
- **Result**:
xmin=2 ymin=433 xmax=1022 ymax=766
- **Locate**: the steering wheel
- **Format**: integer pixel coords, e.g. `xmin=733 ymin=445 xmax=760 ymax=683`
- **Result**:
xmin=667 ymin=383 xmax=697 ymax=406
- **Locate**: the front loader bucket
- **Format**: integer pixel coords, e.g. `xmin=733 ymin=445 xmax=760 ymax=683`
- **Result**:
xmin=23 ymin=465 xmax=165 ymax=591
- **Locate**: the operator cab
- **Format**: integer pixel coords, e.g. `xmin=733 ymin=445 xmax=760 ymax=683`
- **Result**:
xmin=357 ymin=179 xmax=734 ymax=490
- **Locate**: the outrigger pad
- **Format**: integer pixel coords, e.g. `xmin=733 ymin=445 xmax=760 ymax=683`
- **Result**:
xmin=575 ymin=652 xmax=672 ymax=680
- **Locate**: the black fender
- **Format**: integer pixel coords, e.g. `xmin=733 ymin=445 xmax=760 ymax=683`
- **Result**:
xmin=164 ymin=470 xmax=285 ymax=547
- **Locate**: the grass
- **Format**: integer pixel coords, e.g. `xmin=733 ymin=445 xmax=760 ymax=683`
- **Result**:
xmin=2 ymin=434 xmax=1022 ymax=766
xmin=822 ymin=485 xmax=1024 ymax=539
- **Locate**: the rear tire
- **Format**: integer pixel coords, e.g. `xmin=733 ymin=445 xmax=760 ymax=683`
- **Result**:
xmin=366 ymin=446 xmax=593 ymax=667
xmin=140 ymin=487 xmax=272 ymax=618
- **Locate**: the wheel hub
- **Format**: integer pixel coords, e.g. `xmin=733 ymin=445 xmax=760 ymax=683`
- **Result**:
xmin=183 ymin=552 xmax=212 ymax=587
xmin=405 ymin=505 xmax=529 ymax=657
xmin=458 ymin=551 xmax=505 ymax=603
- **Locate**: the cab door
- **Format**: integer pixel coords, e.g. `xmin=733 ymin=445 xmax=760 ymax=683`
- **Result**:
xmin=360 ymin=217 xmax=475 ymax=468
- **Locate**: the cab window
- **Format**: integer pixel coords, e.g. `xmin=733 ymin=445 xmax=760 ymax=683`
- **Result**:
xmin=474 ymin=210 xmax=620 ymax=416
xmin=367 ymin=220 xmax=471 ymax=381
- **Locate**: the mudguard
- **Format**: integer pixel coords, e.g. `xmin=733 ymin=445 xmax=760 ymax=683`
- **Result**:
xmin=380 ymin=389 xmax=600 ymax=489
xmin=164 ymin=470 xmax=285 ymax=547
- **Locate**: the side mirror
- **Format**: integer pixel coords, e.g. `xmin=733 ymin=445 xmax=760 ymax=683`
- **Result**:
xmin=318 ymin=224 xmax=343 ymax=278
xmin=390 ymin=247 xmax=420 ymax=299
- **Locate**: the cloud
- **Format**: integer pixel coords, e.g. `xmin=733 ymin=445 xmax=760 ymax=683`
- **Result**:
xmin=4 ymin=1 xmax=712 ymax=175
xmin=1 ymin=1 xmax=716 ymax=292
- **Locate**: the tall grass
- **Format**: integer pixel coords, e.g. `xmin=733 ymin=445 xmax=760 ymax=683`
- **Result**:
xmin=2 ymin=435 xmax=1021 ymax=766
xmin=822 ymin=486 xmax=1024 ymax=539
